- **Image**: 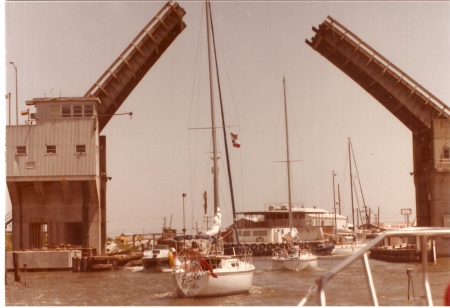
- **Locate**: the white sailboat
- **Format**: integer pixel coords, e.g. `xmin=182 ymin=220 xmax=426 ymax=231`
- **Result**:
xmin=172 ymin=0 xmax=255 ymax=297
xmin=271 ymin=78 xmax=318 ymax=271
xmin=333 ymin=138 xmax=367 ymax=256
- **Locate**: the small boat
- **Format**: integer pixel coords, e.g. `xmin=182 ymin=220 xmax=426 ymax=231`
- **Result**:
xmin=369 ymin=234 xmax=435 ymax=262
xmin=313 ymin=243 xmax=335 ymax=256
xmin=172 ymin=0 xmax=255 ymax=297
xmin=142 ymin=244 xmax=174 ymax=272
xmin=270 ymin=78 xmax=317 ymax=271
xmin=272 ymin=245 xmax=317 ymax=271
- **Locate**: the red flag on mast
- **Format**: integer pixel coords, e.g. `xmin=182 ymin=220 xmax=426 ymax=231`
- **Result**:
xmin=230 ymin=133 xmax=240 ymax=148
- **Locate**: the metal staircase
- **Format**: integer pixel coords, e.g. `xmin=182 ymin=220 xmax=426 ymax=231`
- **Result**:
xmin=85 ymin=1 xmax=186 ymax=132
xmin=5 ymin=210 xmax=12 ymax=228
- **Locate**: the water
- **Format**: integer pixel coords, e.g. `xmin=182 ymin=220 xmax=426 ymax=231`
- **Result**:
xmin=5 ymin=256 xmax=450 ymax=306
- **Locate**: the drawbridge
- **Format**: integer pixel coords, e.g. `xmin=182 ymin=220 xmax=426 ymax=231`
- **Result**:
xmin=85 ymin=1 xmax=186 ymax=132
xmin=306 ymin=16 xmax=450 ymax=254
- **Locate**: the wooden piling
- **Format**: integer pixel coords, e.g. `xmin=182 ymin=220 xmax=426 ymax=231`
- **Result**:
xmin=80 ymin=257 xmax=87 ymax=272
xmin=12 ymin=252 xmax=20 ymax=283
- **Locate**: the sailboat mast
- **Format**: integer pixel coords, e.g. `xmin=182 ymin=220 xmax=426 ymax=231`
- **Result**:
xmin=206 ymin=0 xmax=219 ymax=216
xmin=282 ymin=78 xmax=293 ymax=233
xmin=348 ymin=137 xmax=355 ymax=234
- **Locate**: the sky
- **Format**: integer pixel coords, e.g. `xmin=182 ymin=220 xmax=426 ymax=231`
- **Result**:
xmin=3 ymin=1 xmax=450 ymax=237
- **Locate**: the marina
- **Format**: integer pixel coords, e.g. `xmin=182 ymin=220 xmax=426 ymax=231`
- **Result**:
xmin=4 ymin=0 xmax=450 ymax=305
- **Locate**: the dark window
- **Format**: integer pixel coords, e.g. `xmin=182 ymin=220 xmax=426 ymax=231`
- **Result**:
xmin=76 ymin=145 xmax=86 ymax=154
xmin=46 ymin=145 xmax=56 ymax=154
xmin=16 ymin=146 xmax=26 ymax=155
xmin=61 ymin=105 xmax=71 ymax=118
xmin=73 ymin=105 xmax=83 ymax=117
xmin=444 ymin=148 xmax=450 ymax=159
xmin=84 ymin=105 xmax=94 ymax=117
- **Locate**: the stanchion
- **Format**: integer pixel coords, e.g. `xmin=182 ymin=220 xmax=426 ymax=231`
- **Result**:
xmin=406 ymin=268 xmax=415 ymax=301
xmin=23 ymin=263 xmax=27 ymax=287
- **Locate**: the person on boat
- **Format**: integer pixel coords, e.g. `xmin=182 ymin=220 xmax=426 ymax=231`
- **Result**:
xmin=186 ymin=241 xmax=200 ymax=271
xmin=169 ymin=247 xmax=181 ymax=268
xmin=291 ymin=245 xmax=300 ymax=257
xmin=274 ymin=245 xmax=282 ymax=257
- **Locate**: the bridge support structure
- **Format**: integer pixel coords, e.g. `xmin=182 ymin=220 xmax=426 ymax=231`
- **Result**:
xmin=306 ymin=16 xmax=450 ymax=256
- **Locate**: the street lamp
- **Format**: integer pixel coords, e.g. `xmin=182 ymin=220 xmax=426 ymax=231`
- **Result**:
xmin=9 ymin=61 xmax=18 ymax=125
xmin=182 ymin=193 xmax=187 ymax=235
xmin=332 ymin=170 xmax=338 ymax=241
xmin=5 ymin=93 xmax=11 ymax=125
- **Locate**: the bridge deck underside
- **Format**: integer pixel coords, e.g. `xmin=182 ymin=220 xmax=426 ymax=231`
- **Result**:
xmin=306 ymin=17 xmax=449 ymax=135
xmin=85 ymin=1 xmax=186 ymax=132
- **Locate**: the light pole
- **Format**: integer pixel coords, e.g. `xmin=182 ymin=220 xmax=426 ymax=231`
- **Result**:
xmin=332 ymin=170 xmax=338 ymax=241
xmin=182 ymin=193 xmax=187 ymax=235
xmin=10 ymin=61 xmax=18 ymax=125
xmin=5 ymin=93 xmax=11 ymax=125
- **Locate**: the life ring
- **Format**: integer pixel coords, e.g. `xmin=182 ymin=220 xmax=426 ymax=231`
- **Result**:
xmin=168 ymin=252 xmax=175 ymax=268
xmin=250 ymin=244 xmax=258 ymax=251
xmin=259 ymin=243 xmax=266 ymax=251
xmin=267 ymin=243 xmax=273 ymax=251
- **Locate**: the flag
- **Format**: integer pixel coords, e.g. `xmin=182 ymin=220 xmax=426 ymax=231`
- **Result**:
xmin=230 ymin=132 xmax=240 ymax=148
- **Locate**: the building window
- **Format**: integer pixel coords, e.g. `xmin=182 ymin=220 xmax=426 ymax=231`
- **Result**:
xmin=73 ymin=105 xmax=83 ymax=118
xmin=50 ymin=105 xmax=60 ymax=118
xmin=16 ymin=146 xmax=27 ymax=155
xmin=84 ymin=105 xmax=94 ymax=117
xmin=26 ymin=162 xmax=35 ymax=169
xmin=76 ymin=145 xmax=86 ymax=154
xmin=242 ymin=231 xmax=251 ymax=236
xmin=444 ymin=148 xmax=450 ymax=159
xmin=46 ymin=145 xmax=56 ymax=154
xmin=62 ymin=105 xmax=71 ymax=118
xmin=253 ymin=230 xmax=267 ymax=236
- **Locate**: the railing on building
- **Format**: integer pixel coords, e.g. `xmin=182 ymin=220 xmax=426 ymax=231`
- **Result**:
xmin=435 ymin=159 xmax=450 ymax=171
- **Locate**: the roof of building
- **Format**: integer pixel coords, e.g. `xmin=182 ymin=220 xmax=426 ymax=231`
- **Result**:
xmin=26 ymin=96 xmax=101 ymax=106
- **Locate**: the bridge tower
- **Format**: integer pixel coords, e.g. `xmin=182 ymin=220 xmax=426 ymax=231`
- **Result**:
xmin=6 ymin=1 xmax=186 ymax=255
xmin=306 ymin=16 xmax=450 ymax=256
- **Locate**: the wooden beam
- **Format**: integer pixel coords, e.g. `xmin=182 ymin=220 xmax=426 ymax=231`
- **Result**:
xmin=6 ymin=182 xmax=20 ymax=206
xmin=88 ymin=180 xmax=99 ymax=204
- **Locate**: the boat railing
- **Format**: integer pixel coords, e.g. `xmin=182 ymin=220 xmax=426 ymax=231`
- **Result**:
xmin=301 ymin=227 xmax=450 ymax=306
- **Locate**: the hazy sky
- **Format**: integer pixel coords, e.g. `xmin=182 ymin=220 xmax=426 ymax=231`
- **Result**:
xmin=4 ymin=1 xmax=450 ymax=236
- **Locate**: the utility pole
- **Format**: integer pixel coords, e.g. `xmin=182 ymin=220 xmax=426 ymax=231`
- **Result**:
xmin=10 ymin=61 xmax=18 ymax=125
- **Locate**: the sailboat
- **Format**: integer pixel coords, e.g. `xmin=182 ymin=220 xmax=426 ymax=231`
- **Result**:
xmin=271 ymin=78 xmax=318 ymax=271
xmin=333 ymin=138 xmax=368 ymax=256
xmin=171 ymin=0 xmax=255 ymax=297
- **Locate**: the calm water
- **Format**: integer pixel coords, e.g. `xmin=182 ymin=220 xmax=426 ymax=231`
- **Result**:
xmin=5 ymin=256 xmax=450 ymax=306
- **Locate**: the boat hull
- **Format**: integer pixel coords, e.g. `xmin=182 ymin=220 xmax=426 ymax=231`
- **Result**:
xmin=142 ymin=256 xmax=172 ymax=272
xmin=333 ymin=243 xmax=366 ymax=256
xmin=173 ymin=259 xmax=255 ymax=298
xmin=271 ymin=254 xmax=318 ymax=271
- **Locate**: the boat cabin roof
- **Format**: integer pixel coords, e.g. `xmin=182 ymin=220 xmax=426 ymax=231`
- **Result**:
xmin=236 ymin=205 xmax=333 ymax=216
